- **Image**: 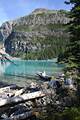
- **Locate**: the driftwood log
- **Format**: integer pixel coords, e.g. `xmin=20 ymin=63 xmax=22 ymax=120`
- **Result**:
xmin=0 ymin=91 xmax=46 ymax=107
xmin=0 ymin=85 xmax=20 ymax=92
xmin=1 ymin=111 xmax=33 ymax=120
xmin=0 ymin=86 xmax=25 ymax=98
xmin=0 ymin=86 xmax=12 ymax=92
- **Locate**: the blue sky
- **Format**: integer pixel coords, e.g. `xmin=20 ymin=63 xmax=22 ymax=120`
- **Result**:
xmin=0 ymin=0 xmax=71 ymax=26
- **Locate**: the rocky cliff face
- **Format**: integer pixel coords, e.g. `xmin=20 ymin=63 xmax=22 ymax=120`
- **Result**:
xmin=0 ymin=21 xmax=13 ymax=41
xmin=0 ymin=9 xmax=70 ymax=59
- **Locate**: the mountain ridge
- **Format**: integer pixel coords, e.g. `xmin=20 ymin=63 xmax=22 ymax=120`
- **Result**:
xmin=0 ymin=8 xmax=70 ymax=59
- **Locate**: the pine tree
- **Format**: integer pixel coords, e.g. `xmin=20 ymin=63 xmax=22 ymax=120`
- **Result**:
xmin=64 ymin=0 xmax=80 ymax=71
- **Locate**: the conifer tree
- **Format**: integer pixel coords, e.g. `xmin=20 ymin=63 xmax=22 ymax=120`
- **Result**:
xmin=64 ymin=0 xmax=80 ymax=71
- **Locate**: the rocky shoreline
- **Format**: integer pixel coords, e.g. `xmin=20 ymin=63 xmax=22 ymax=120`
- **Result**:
xmin=0 ymin=75 xmax=78 ymax=120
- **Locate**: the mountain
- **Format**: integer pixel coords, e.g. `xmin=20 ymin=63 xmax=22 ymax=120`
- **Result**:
xmin=0 ymin=9 xmax=70 ymax=59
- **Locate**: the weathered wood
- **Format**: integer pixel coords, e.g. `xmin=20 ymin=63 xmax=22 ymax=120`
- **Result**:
xmin=14 ymin=89 xmax=24 ymax=96
xmin=0 ymin=86 xmax=11 ymax=93
xmin=0 ymin=85 xmax=18 ymax=92
xmin=1 ymin=111 xmax=33 ymax=120
xmin=0 ymin=87 xmax=25 ymax=98
xmin=0 ymin=91 xmax=45 ymax=107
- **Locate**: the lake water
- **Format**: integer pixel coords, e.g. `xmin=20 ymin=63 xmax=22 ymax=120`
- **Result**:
xmin=0 ymin=59 xmax=64 ymax=86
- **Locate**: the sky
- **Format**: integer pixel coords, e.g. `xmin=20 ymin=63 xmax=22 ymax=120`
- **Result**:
xmin=0 ymin=0 xmax=71 ymax=26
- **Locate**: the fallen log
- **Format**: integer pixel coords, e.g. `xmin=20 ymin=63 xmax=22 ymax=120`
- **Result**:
xmin=14 ymin=89 xmax=25 ymax=96
xmin=0 ymin=85 xmax=19 ymax=92
xmin=1 ymin=111 xmax=33 ymax=120
xmin=0 ymin=87 xmax=25 ymax=98
xmin=0 ymin=91 xmax=45 ymax=107
xmin=1 ymin=108 xmax=42 ymax=120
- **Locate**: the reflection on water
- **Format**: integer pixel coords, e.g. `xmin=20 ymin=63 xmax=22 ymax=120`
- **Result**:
xmin=0 ymin=62 xmax=10 ymax=75
xmin=0 ymin=59 xmax=64 ymax=86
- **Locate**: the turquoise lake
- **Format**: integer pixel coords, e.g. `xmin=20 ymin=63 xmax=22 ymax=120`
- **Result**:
xmin=0 ymin=59 xmax=64 ymax=86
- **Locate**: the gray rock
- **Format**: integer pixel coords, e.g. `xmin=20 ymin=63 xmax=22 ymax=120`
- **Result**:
xmin=0 ymin=9 xmax=70 ymax=58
